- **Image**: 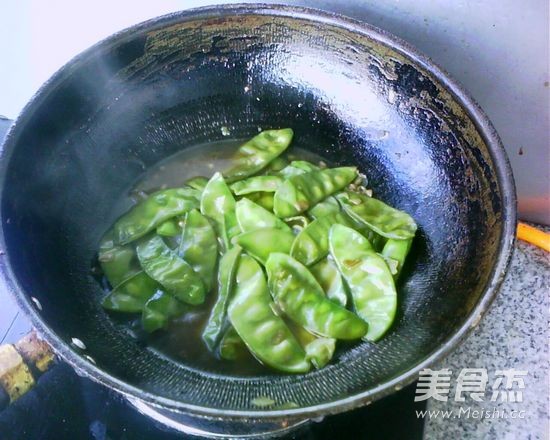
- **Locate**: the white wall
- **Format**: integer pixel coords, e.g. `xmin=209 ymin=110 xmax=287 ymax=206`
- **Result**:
xmin=1 ymin=0 xmax=548 ymax=223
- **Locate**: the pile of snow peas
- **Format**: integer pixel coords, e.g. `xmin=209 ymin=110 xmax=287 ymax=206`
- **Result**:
xmin=97 ymin=129 xmax=417 ymax=373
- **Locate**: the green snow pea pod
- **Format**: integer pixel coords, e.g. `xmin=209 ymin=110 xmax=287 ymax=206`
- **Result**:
xmin=235 ymin=198 xmax=291 ymax=233
xmin=288 ymin=160 xmax=320 ymax=172
xmin=274 ymin=167 xmax=357 ymax=218
xmin=219 ymin=326 xmax=248 ymax=361
xmin=98 ymin=229 xmax=177 ymax=313
xmin=337 ymin=191 xmax=417 ymax=240
xmin=285 ymin=320 xmax=335 ymax=369
xmin=246 ymin=192 xmax=275 ymax=211
xmin=200 ymin=172 xmax=240 ymax=251
xmin=261 ymin=156 xmax=289 ymax=174
xmin=136 ymin=235 xmax=205 ymax=305
xmin=185 ymin=176 xmax=209 ymax=191
xmin=285 ymin=319 xmax=315 ymax=346
xmin=101 ymin=271 xmax=159 ymax=313
xmin=308 ymin=196 xmax=340 ymax=219
xmin=233 ymin=228 xmax=295 ymax=265
xmin=114 ymin=188 xmax=200 ymax=244
xmin=368 ymin=232 xmax=387 ymax=252
xmin=277 ymin=160 xmax=320 ymax=179
xmin=223 ymin=129 xmax=294 ymax=182
xmin=329 ymin=224 xmax=397 ymax=341
xmin=230 ymin=176 xmax=284 ymax=195
xmin=156 ymin=218 xmax=182 ymax=237
xmin=304 ymin=338 xmax=336 ymax=369
xmin=98 ymin=230 xmax=138 ymax=287
xmin=266 ymin=253 xmax=368 ymax=340
xmin=350 ymin=221 xmax=386 ymax=252
xmin=310 ymin=257 xmax=348 ymax=307
xmin=202 ymin=245 xmax=241 ymax=351
xmin=178 ymin=209 xmax=218 ymax=291
xmin=378 ymin=255 xmax=399 ymax=276
xmin=278 ymin=165 xmax=306 ymax=179
xmin=228 ymin=255 xmax=310 ymax=373
xmin=290 ymin=212 xmax=351 ymax=266
xmin=142 ymin=290 xmax=187 ymax=333
xmin=381 ymin=238 xmax=413 ymax=279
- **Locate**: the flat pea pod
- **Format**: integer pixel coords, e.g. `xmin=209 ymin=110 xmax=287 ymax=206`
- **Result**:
xmin=347 ymin=217 xmax=386 ymax=252
xmin=290 ymin=212 xmax=351 ymax=266
xmin=379 ymin=255 xmax=399 ymax=276
xmin=233 ymin=228 xmax=295 ymax=265
xmin=329 ymin=224 xmax=397 ymax=341
xmin=288 ymin=160 xmax=320 ymax=172
xmin=156 ymin=218 xmax=182 ymax=237
xmin=305 ymin=338 xmax=336 ymax=369
xmin=223 ymin=129 xmax=294 ymax=182
xmin=381 ymin=238 xmax=413 ymax=279
xmin=98 ymin=231 xmax=137 ymax=287
xmin=200 ymin=172 xmax=240 ymax=251
xmin=235 ymin=198 xmax=291 ymax=233
xmin=228 ymin=254 xmax=309 ymax=373
xmin=337 ymin=191 xmax=417 ymax=239
xmin=178 ymin=209 xmax=218 ymax=291
xmin=286 ymin=320 xmax=335 ymax=369
xmin=185 ymin=176 xmax=209 ymax=191
xmin=114 ymin=188 xmax=200 ymax=244
xmin=230 ymin=176 xmax=284 ymax=195
xmin=274 ymin=167 xmax=357 ymax=218
xmin=309 ymin=257 xmax=348 ymax=307
xmin=101 ymin=271 xmax=159 ymax=312
xmin=277 ymin=158 xmax=324 ymax=178
xmin=136 ymin=235 xmax=205 ymax=305
xmin=278 ymin=165 xmax=307 ymax=178
xmin=276 ymin=160 xmax=321 ymax=179
xmin=308 ymin=196 xmax=340 ymax=219
xmin=261 ymin=156 xmax=289 ymax=174
xmin=219 ymin=326 xmax=248 ymax=361
xmin=142 ymin=290 xmax=187 ymax=333
xmin=266 ymin=253 xmax=368 ymax=340
xmin=246 ymin=192 xmax=274 ymax=211
xmin=368 ymin=231 xmax=387 ymax=252
xmin=285 ymin=319 xmax=316 ymax=346
xmin=202 ymin=245 xmax=241 ymax=351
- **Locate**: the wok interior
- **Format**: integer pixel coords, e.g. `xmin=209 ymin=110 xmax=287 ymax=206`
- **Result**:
xmin=1 ymin=11 xmax=504 ymax=413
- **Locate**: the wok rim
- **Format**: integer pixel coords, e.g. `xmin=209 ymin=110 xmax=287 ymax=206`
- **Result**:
xmin=0 ymin=3 xmax=517 ymax=421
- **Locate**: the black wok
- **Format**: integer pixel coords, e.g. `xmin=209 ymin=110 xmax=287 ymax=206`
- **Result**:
xmin=0 ymin=3 xmax=516 ymax=429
